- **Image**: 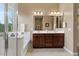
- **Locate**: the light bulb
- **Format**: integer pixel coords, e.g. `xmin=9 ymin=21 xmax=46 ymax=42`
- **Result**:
xmin=37 ymin=12 xmax=40 ymax=15
xmin=34 ymin=12 xmax=36 ymax=15
xmin=54 ymin=12 xmax=56 ymax=14
xmin=41 ymin=12 xmax=43 ymax=15
xmin=51 ymin=12 xmax=53 ymax=14
xmin=57 ymin=12 xmax=60 ymax=14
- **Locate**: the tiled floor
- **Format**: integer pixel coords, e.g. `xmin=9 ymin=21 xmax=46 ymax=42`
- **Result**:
xmin=26 ymin=48 xmax=72 ymax=56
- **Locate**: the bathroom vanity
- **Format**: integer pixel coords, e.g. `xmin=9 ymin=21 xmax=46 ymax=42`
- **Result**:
xmin=33 ymin=13 xmax=65 ymax=48
xmin=33 ymin=31 xmax=64 ymax=48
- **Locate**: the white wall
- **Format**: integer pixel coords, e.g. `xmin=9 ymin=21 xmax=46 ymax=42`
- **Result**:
xmin=59 ymin=3 xmax=74 ymax=54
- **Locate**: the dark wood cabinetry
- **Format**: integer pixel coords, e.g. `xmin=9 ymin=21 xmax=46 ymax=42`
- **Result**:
xmin=33 ymin=33 xmax=64 ymax=48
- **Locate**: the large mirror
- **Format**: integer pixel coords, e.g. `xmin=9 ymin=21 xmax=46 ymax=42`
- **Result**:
xmin=34 ymin=14 xmax=64 ymax=30
xmin=50 ymin=16 xmax=63 ymax=30
xmin=34 ymin=16 xmax=43 ymax=30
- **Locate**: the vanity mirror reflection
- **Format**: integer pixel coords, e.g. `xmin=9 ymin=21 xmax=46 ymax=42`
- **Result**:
xmin=50 ymin=16 xmax=64 ymax=29
xmin=34 ymin=16 xmax=43 ymax=30
xmin=33 ymin=12 xmax=64 ymax=30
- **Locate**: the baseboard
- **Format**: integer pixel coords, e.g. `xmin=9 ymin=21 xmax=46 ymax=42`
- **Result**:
xmin=64 ymin=47 xmax=79 ymax=56
xmin=22 ymin=41 xmax=31 ymax=56
xmin=73 ymin=52 xmax=78 ymax=56
xmin=64 ymin=47 xmax=74 ymax=55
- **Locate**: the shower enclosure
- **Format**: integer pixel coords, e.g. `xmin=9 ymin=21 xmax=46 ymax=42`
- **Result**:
xmin=0 ymin=3 xmax=18 ymax=56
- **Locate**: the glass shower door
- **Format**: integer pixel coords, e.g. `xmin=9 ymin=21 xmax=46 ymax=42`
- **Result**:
xmin=0 ymin=4 xmax=5 ymax=56
xmin=7 ymin=3 xmax=18 ymax=56
xmin=0 ymin=3 xmax=18 ymax=56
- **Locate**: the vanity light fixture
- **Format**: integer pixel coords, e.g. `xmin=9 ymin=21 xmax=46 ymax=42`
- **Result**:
xmin=33 ymin=11 xmax=43 ymax=15
xmin=33 ymin=11 xmax=63 ymax=16
xmin=49 ymin=11 xmax=63 ymax=16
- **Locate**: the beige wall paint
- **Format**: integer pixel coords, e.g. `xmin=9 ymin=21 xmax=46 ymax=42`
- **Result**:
xmin=73 ymin=4 xmax=79 ymax=53
xmin=59 ymin=3 xmax=74 ymax=53
xmin=59 ymin=3 xmax=79 ymax=54
xmin=18 ymin=3 xmax=59 ymax=31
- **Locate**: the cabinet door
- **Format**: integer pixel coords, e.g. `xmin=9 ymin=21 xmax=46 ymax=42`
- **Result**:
xmin=39 ymin=34 xmax=45 ymax=48
xmin=33 ymin=34 xmax=40 ymax=48
xmin=33 ymin=34 xmax=64 ymax=48
xmin=54 ymin=35 xmax=59 ymax=48
xmin=45 ymin=34 xmax=53 ymax=48
xmin=57 ymin=34 xmax=64 ymax=48
xmin=51 ymin=34 xmax=56 ymax=48
xmin=54 ymin=34 xmax=64 ymax=48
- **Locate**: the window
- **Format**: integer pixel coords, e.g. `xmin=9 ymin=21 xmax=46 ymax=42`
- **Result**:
xmin=8 ymin=4 xmax=14 ymax=32
xmin=0 ymin=4 xmax=17 ymax=32
xmin=0 ymin=4 xmax=5 ymax=32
